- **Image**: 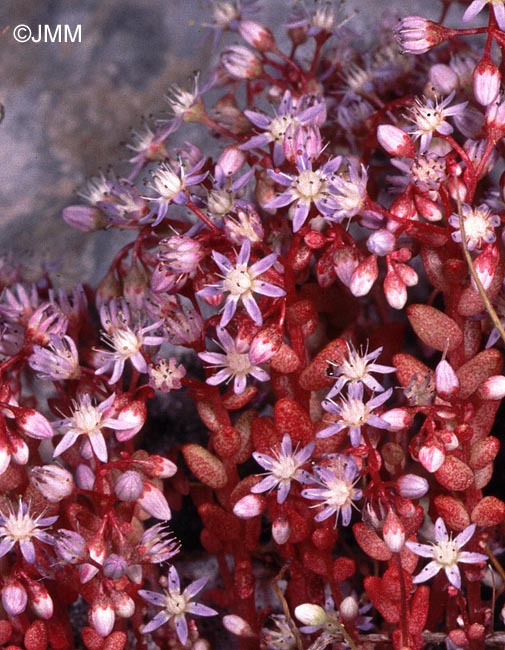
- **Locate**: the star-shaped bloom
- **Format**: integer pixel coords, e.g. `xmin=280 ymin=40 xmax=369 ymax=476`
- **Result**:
xmin=326 ymin=341 xmax=396 ymax=398
xmin=301 ymin=455 xmax=362 ymax=526
xmin=250 ymin=434 xmax=314 ymax=504
xmin=197 ymin=239 xmax=285 ymax=327
xmin=318 ymin=383 xmax=392 ymax=445
xmin=241 ymin=90 xmax=326 ymax=165
xmin=53 ymin=393 xmax=134 ymax=463
xmin=0 ymin=500 xmax=58 ymax=564
xmin=406 ymin=92 xmax=468 ymax=152
xmin=139 ymin=565 xmax=217 ymax=645
xmin=406 ymin=518 xmax=487 ymax=589
xmin=198 ymin=326 xmax=269 ymax=395
xmin=265 ymin=152 xmax=342 ymax=232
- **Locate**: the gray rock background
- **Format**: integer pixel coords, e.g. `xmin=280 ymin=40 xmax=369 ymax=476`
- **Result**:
xmin=0 ymin=0 xmax=442 ymax=289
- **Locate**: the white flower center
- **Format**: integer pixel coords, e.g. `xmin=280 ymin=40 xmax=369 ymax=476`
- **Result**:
xmin=207 ymin=188 xmax=234 ymax=215
xmin=340 ymin=397 xmax=368 ymax=427
xmin=226 ymin=350 xmax=253 ymax=376
xmin=462 ymin=207 xmax=497 ymax=246
xmin=73 ymin=403 xmax=102 ymax=435
xmin=223 ymin=267 xmax=254 ymax=296
xmin=272 ymin=456 xmax=298 ymax=481
xmin=433 ymin=539 xmax=459 ymax=567
xmin=111 ymin=328 xmax=141 ymax=358
xmin=153 ymin=167 xmax=184 ymax=200
xmin=269 ymin=115 xmax=295 ymax=142
xmin=294 ymin=169 xmax=327 ymax=202
xmin=324 ymin=478 xmax=354 ymax=508
xmin=165 ymin=592 xmax=187 ymax=615
xmin=2 ymin=513 xmax=37 ymax=542
xmin=413 ymin=106 xmax=444 ymax=134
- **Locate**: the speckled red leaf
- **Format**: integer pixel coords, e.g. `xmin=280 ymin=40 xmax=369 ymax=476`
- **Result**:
xmin=434 ymin=455 xmax=474 ymax=491
xmin=182 ymin=444 xmax=228 ymax=489
xmin=251 ymin=416 xmax=280 ymax=453
xmin=364 ymin=576 xmax=400 ymax=623
xmin=393 ymin=353 xmax=434 ymax=390
xmin=222 ymin=386 xmax=257 ymax=410
xmin=434 ymin=495 xmax=470 ymax=531
xmin=274 ymin=398 xmax=315 ymax=445
xmin=407 ymin=304 xmax=463 ymax=352
xmin=469 ymin=437 xmax=500 ymax=470
xmin=270 ymin=343 xmax=301 ymax=373
xmin=456 ymin=350 xmax=502 ymax=399
xmin=198 ymin=503 xmax=242 ymax=541
xmin=298 ymin=338 xmax=348 ymax=391
xmin=471 ymin=496 xmax=505 ymax=527
xmin=353 ymin=523 xmax=392 ymax=561
xmin=409 ymin=586 xmax=430 ymax=635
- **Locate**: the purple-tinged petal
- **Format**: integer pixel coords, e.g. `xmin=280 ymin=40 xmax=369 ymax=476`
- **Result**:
xmin=249 ymin=366 xmax=269 ymax=382
xmin=434 ymin=517 xmax=448 ymax=543
xmin=243 ymin=110 xmax=271 ymax=129
xmin=240 ymin=134 xmax=271 ymax=150
xmin=186 ymin=602 xmax=218 ymax=617
xmin=53 ymin=431 xmax=80 ymax=458
xmin=184 ymin=576 xmax=208 ymax=599
xmin=234 ymin=374 xmax=247 ymax=395
xmin=142 ymin=611 xmax=170 ymax=634
xmin=251 ymin=475 xmax=278 ymax=493
xmin=444 ymin=565 xmax=461 ymax=589
xmin=412 ymin=560 xmax=441 ymax=584
xmin=292 ymin=201 xmax=310 ymax=232
xmin=0 ymin=538 xmax=15 ymax=558
xmin=252 ymin=452 xmax=275 ymax=470
xmin=253 ymin=280 xmax=284 ymax=297
xmin=242 ymin=294 xmax=262 ymax=325
xmin=462 ymin=0 xmax=487 ymax=22
xmin=206 ymin=369 xmax=233 ymax=385
xmin=458 ymin=551 xmax=488 ymax=564
xmin=168 ymin=565 xmax=180 ymax=592
xmin=237 ymin=239 xmax=251 ymax=265
xmin=264 ymin=192 xmax=296 ymax=209
xmin=138 ymin=589 xmax=166 ymax=607
xmin=250 ymin=252 xmax=278 ymax=276
xmin=175 ymin=616 xmax=189 ymax=645
xmin=405 ymin=541 xmax=434 ymax=558
xmin=20 ymin=540 xmax=36 ymax=564
xmin=454 ymin=524 xmax=476 ymax=549
xmin=89 ymin=432 xmax=108 ymax=463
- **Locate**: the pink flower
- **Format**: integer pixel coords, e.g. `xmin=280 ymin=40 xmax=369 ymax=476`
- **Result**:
xmin=0 ymin=500 xmax=58 ymax=564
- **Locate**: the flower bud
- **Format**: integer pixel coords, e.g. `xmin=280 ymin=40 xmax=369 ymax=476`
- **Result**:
xmin=394 ymin=16 xmax=449 ymax=55
xmin=479 ymin=375 xmax=505 ymax=400
xmin=397 ymin=474 xmax=429 ymax=499
xmin=367 ymin=229 xmax=396 ymax=256
xmin=16 ymin=408 xmax=54 ymax=440
xmin=2 ymin=581 xmax=28 ymax=616
xmin=9 ymin=433 xmax=29 ymax=465
xmin=115 ymin=470 xmax=144 ymax=502
xmin=26 ymin=580 xmax=53 ymax=620
xmin=238 ymin=20 xmax=275 ymax=52
xmin=221 ymin=45 xmax=263 ymax=80
xmin=91 ymin=599 xmax=115 ymax=637
xmin=294 ymin=604 xmax=327 ymax=626
xmin=222 ymin=614 xmax=255 ymax=637
xmin=232 ymin=494 xmax=266 ymax=518
xmin=429 ymin=63 xmax=458 ymax=95
xmin=103 ymin=554 xmax=128 ymax=580
xmin=30 ymin=464 xmax=74 ymax=502
xmin=62 ymin=205 xmax=108 ymax=232
xmin=339 ymin=596 xmax=359 ymax=621
xmin=473 ymin=59 xmax=501 ymax=107
xmin=383 ymin=509 xmax=405 ymax=553
xmin=381 ymin=408 xmax=412 ymax=432
xmin=217 ymin=146 xmax=246 ymax=177
xmin=138 ymin=481 xmax=172 ymax=520
xmin=249 ymin=324 xmax=283 ymax=364
xmin=472 ymin=244 xmax=499 ymax=291
xmin=76 ymin=463 xmax=95 ymax=490
xmin=112 ymin=592 xmax=135 ymax=618
xmin=383 ymin=269 xmax=407 ymax=310
xmin=435 ymin=359 xmax=460 ymax=397
xmin=350 ymin=255 xmax=378 ymax=297
xmin=418 ymin=444 xmax=445 ymax=473
xmin=55 ymin=529 xmax=87 ymax=564
xmin=376 ymin=124 xmax=415 ymax=157
xmin=272 ymin=516 xmax=291 ymax=545
xmin=134 ymin=454 xmax=178 ymax=479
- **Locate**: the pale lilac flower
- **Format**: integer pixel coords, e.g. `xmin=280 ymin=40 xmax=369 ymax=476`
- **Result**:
xmin=265 ymin=152 xmax=343 ymax=231
xmin=197 ymin=239 xmax=285 ymax=327
xmin=53 ymin=393 xmax=134 ymax=463
xmin=0 ymin=499 xmax=58 ymax=564
xmin=286 ymin=1 xmax=343 ymax=36
xmin=448 ymin=203 xmax=501 ymax=251
xmin=28 ymin=334 xmax=80 ymax=380
xmin=324 ymin=160 xmax=368 ymax=222
xmin=206 ymin=162 xmax=254 ymax=217
xmin=326 ymin=341 xmax=396 ymax=398
xmin=463 ymin=0 xmax=505 ymax=31
xmin=95 ymin=299 xmax=165 ymax=384
xmin=250 ymin=434 xmax=314 ymax=504
xmin=198 ymin=326 xmax=269 ymax=394
xmin=261 ymin=615 xmax=298 ymax=650
xmin=406 ymin=92 xmax=468 ymax=152
xmin=127 ymin=121 xmax=169 ymax=166
xmin=96 ymin=181 xmax=147 ymax=227
xmin=318 ymin=383 xmax=392 ymax=445
xmin=144 ymin=158 xmax=208 ymax=226
xmin=406 ymin=518 xmax=487 ymax=589
xmin=221 ymin=45 xmax=263 ymax=79
xmin=302 ymin=455 xmax=362 ymax=526
xmin=139 ymin=565 xmax=217 ymax=645
xmin=241 ymin=90 xmax=326 ymax=165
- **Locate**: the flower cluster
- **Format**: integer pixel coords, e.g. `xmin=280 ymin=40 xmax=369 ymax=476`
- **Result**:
xmin=3 ymin=0 xmax=505 ymax=648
